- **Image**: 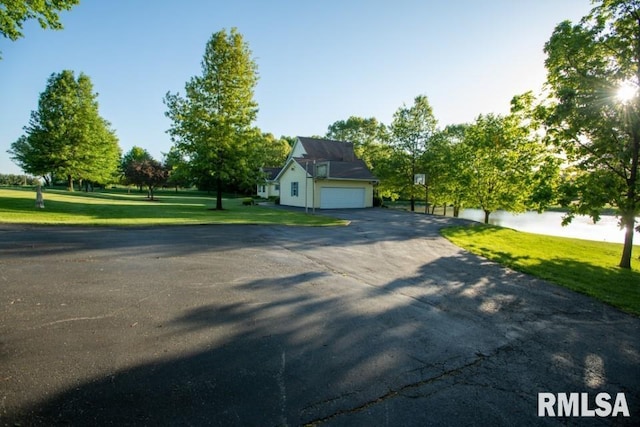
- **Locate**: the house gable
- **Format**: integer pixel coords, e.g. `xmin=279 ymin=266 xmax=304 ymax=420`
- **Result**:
xmin=288 ymin=138 xmax=308 ymax=159
xmin=271 ymin=136 xmax=378 ymax=209
xmin=282 ymin=137 xmax=378 ymax=181
xmin=278 ymin=158 xmax=311 ymax=208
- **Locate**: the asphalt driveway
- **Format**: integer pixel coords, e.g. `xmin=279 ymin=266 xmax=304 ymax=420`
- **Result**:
xmin=0 ymin=208 xmax=638 ymax=426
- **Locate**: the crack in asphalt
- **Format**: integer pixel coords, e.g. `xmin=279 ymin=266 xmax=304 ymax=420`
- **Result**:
xmin=301 ymin=352 xmax=490 ymax=426
xmin=299 ymin=390 xmax=362 ymax=415
xmin=301 ymin=338 xmax=536 ymax=426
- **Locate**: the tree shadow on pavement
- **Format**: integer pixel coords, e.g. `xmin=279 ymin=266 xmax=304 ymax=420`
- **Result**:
xmin=1 ymin=210 xmax=639 ymax=425
xmin=4 ymin=255 xmax=639 ymax=426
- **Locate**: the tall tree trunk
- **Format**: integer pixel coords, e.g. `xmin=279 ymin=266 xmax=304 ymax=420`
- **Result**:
xmin=619 ymin=214 xmax=635 ymax=269
xmin=484 ymin=209 xmax=491 ymax=224
xmin=67 ymin=174 xmax=74 ymax=191
xmin=216 ymin=175 xmax=223 ymax=210
xmin=620 ymin=23 xmax=640 ymax=268
xmin=620 ymin=118 xmax=639 ymax=268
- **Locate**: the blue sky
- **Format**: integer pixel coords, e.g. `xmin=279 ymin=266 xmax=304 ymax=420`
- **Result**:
xmin=0 ymin=0 xmax=593 ymax=175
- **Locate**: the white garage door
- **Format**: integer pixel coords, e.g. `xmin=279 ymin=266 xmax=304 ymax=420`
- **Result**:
xmin=320 ymin=187 xmax=366 ymax=209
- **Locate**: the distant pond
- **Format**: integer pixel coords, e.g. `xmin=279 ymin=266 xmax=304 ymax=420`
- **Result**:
xmin=456 ymin=209 xmax=640 ymax=246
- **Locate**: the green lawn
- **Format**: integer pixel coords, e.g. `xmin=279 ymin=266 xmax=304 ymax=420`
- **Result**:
xmin=441 ymin=224 xmax=640 ymax=316
xmin=0 ymin=187 xmax=347 ymax=226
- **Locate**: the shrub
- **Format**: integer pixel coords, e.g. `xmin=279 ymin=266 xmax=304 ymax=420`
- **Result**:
xmin=0 ymin=174 xmax=40 ymax=186
xmin=242 ymin=198 xmax=254 ymax=206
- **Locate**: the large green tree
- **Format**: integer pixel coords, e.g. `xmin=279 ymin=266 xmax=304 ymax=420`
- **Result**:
xmin=228 ymin=129 xmax=290 ymax=194
xmin=121 ymin=146 xmax=151 ymax=171
xmin=254 ymin=132 xmax=290 ymax=168
xmin=0 ymin=0 xmax=79 ymax=59
xmin=120 ymin=146 xmax=152 ymax=191
xmin=421 ymin=124 xmax=471 ymax=216
xmin=163 ymin=146 xmax=192 ymax=191
xmin=543 ymin=0 xmax=640 ymax=269
xmin=389 ymin=95 xmax=438 ymax=211
xmin=164 ymin=28 xmax=259 ymax=210
xmin=8 ymin=70 xmax=120 ymax=190
xmin=463 ymin=112 xmax=558 ymax=224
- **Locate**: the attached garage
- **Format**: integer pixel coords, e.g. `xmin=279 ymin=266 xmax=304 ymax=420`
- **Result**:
xmin=273 ymin=137 xmax=378 ymax=209
xmin=320 ymin=187 xmax=366 ymax=209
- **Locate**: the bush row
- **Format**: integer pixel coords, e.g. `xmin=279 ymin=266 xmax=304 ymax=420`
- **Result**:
xmin=0 ymin=174 xmax=41 ymax=186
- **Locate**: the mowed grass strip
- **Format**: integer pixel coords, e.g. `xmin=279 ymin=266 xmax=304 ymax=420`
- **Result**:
xmin=441 ymin=224 xmax=640 ymax=316
xmin=0 ymin=188 xmax=347 ymax=226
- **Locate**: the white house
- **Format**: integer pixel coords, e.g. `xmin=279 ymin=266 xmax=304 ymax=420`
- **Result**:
xmin=257 ymin=167 xmax=281 ymax=199
xmin=274 ymin=137 xmax=378 ymax=209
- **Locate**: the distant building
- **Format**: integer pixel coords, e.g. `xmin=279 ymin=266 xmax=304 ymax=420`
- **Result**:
xmin=257 ymin=167 xmax=281 ymax=199
xmin=272 ymin=137 xmax=378 ymax=209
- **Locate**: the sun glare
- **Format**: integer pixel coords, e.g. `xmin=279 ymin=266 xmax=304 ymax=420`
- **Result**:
xmin=616 ymin=80 xmax=637 ymax=103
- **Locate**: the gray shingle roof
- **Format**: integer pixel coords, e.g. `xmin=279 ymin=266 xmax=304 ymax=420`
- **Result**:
xmin=297 ymin=137 xmax=356 ymax=162
xmin=261 ymin=167 xmax=281 ymax=181
xmin=293 ymin=137 xmax=377 ymax=181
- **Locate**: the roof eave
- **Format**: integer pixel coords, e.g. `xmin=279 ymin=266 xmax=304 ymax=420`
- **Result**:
xmin=317 ymin=177 xmax=379 ymax=182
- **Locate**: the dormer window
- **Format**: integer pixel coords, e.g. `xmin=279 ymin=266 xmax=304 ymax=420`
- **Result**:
xmin=316 ymin=162 xmax=328 ymax=178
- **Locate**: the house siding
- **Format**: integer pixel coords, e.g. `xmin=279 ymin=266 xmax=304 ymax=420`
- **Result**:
xmin=280 ymin=165 xmax=374 ymax=208
xmin=257 ymin=182 xmax=279 ymax=199
xmin=278 ymin=161 xmax=311 ymax=208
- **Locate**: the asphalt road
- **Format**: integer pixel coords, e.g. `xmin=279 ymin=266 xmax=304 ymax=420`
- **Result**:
xmin=0 ymin=209 xmax=638 ymax=426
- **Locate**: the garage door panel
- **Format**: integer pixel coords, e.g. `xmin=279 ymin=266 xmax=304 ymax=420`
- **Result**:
xmin=320 ymin=187 xmax=365 ymax=209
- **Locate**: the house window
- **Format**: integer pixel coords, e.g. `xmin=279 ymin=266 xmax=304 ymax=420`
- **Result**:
xmin=275 ymin=184 xmax=280 ymax=191
xmin=259 ymin=185 xmax=265 ymax=192
xmin=291 ymin=182 xmax=299 ymax=197
xmin=316 ymin=163 xmax=328 ymax=178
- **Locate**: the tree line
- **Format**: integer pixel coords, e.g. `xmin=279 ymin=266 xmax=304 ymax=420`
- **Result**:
xmin=325 ymin=93 xmax=559 ymax=226
xmin=0 ymin=174 xmax=40 ymax=186
xmin=6 ymin=66 xmax=289 ymax=197
xmin=5 ymin=1 xmax=639 ymax=268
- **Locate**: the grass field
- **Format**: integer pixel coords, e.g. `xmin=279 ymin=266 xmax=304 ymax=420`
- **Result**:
xmin=0 ymin=187 xmax=346 ymax=226
xmin=441 ymin=224 xmax=640 ymax=316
